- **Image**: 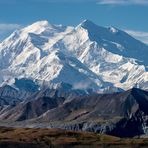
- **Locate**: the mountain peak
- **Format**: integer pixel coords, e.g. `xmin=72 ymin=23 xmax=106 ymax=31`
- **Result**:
xmin=78 ymin=19 xmax=97 ymax=28
xmin=21 ymin=20 xmax=51 ymax=34
xmin=30 ymin=20 xmax=49 ymax=27
xmin=81 ymin=19 xmax=94 ymax=24
xmin=79 ymin=20 xmax=119 ymax=34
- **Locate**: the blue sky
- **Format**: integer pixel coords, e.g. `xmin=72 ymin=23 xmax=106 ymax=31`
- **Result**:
xmin=0 ymin=0 xmax=148 ymax=44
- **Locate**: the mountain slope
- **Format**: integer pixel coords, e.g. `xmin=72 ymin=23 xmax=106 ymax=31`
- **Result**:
xmin=57 ymin=20 xmax=148 ymax=90
xmin=0 ymin=22 xmax=105 ymax=90
xmin=0 ymin=20 xmax=147 ymax=91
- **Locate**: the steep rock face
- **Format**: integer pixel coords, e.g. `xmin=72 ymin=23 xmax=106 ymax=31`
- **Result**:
xmin=0 ymin=20 xmax=147 ymax=91
xmin=79 ymin=20 xmax=148 ymax=66
xmin=0 ymin=85 xmax=32 ymax=106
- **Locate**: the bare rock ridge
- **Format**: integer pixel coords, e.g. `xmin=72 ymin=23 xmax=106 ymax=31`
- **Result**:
xmin=0 ymin=85 xmax=147 ymax=138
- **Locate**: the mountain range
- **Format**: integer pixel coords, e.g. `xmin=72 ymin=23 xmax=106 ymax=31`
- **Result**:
xmin=0 ymin=20 xmax=147 ymax=92
xmin=0 ymin=20 xmax=148 ymax=138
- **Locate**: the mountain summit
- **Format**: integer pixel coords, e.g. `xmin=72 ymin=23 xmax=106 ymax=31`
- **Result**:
xmin=0 ymin=20 xmax=147 ymax=92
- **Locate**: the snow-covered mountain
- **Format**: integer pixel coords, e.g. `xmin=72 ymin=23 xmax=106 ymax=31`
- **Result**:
xmin=0 ymin=20 xmax=147 ymax=92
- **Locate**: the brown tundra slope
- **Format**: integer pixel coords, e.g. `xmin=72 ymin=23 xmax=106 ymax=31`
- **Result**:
xmin=0 ymin=127 xmax=148 ymax=148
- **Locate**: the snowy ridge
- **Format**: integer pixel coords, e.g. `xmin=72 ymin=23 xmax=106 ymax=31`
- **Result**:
xmin=0 ymin=20 xmax=147 ymax=92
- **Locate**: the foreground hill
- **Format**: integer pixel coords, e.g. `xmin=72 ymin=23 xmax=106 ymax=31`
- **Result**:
xmin=0 ymin=127 xmax=148 ymax=148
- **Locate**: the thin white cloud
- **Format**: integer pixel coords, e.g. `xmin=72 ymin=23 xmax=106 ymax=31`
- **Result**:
xmin=97 ymin=0 xmax=148 ymax=5
xmin=0 ymin=0 xmax=148 ymax=5
xmin=0 ymin=23 xmax=21 ymax=32
xmin=125 ymin=29 xmax=148 ymax=44
xmin=33 ymin=0 xmax=96 ymax=3
xmin=0 ymin=23 xmax=21 ymax=40
xmin=0 ymin=0 xmax=96 ymax=4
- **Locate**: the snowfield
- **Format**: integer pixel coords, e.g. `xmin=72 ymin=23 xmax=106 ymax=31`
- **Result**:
xmin=0 ymin=20 xmax=147 ymax=92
